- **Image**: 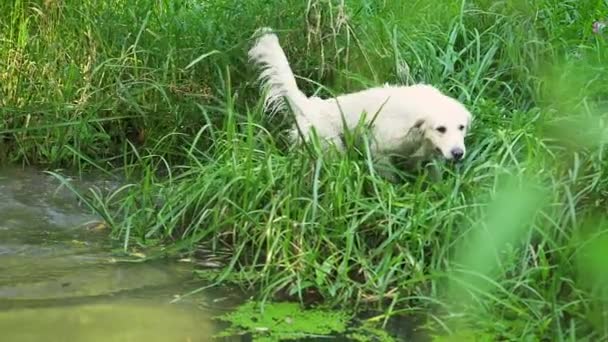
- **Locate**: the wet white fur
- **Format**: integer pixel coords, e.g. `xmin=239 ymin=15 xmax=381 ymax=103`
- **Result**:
xmin=248 ymin=28 xmax=472 ymax=179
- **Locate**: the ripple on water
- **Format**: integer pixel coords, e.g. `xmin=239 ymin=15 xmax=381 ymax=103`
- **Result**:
xmin=0 ymin=167 xmax=242 ymax=342
xmin=0 ymin=301 xmax=220 ymax=342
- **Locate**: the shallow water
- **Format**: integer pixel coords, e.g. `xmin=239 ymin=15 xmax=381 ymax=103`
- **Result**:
xmin=0 ymin=167 xmax=242 ymax=342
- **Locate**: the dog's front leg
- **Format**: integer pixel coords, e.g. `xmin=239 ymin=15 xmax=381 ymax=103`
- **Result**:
xmin=374 ymin=154 xmax=399 ymax=183
xmin=425 ymin=160 xmax=443 ymax=182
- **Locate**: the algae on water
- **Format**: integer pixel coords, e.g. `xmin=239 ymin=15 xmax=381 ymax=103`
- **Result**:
xmin=215 ymin=301 xmax=350 ymax=341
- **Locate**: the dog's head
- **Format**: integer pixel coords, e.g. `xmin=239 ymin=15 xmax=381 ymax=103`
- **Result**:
xmin=412 ymin=91 xmax=472 ymax=162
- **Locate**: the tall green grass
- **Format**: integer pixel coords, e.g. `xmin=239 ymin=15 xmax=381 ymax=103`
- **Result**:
xmin=2 ymin=0 xmax=608 ymax=340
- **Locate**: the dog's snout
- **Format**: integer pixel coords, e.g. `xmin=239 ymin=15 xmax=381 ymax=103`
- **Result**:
xmin=451 ymin=148 xmax=464 ymax=161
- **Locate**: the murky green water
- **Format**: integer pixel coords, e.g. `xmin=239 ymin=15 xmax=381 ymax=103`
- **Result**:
xmin=0 ymin=167 xmax=242 ymax=342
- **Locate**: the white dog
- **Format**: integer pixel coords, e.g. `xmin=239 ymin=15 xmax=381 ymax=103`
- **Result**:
xmin=248 ymin=28 xmax=472 ymax=181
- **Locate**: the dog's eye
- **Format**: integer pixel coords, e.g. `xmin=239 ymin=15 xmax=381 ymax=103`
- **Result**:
xmin=436 ymin=126 xmax=446 ymax=134
xmin=458 ymin=125 xmax=465 ymax=131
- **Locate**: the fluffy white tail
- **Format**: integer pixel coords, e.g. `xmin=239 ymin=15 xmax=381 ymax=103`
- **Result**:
xmin=248 ymin=28 xmax=309 ymax=116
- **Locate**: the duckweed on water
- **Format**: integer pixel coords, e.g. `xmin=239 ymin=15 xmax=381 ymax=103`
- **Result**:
xmin=346 ymin=321 xmax=399 ymax=342
xmin=215 ymin=301 xmax=350 ymax=341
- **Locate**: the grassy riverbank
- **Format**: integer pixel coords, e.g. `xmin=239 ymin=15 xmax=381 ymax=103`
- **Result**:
xmin=2 ymin=0 xmax=608 ymax=340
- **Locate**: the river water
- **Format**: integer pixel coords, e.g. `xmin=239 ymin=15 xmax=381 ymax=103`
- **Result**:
xmin=0 ymin=167 xmax=242 ymax=341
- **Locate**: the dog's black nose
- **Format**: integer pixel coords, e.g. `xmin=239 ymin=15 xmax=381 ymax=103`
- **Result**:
xmin=451 ymin=148 xmax=464 ymax=161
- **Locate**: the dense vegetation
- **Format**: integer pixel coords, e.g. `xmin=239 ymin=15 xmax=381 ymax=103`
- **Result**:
xmin=1 ymin=0 xmax=607 ymax=340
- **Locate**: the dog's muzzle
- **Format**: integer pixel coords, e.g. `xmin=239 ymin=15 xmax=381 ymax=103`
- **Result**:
xmin=450 ymin=148 xmax=464 ymax=161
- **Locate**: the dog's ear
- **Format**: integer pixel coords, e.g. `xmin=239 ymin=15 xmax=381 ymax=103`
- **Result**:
xmin=413 ymin=119 xmax=425 ymax=129
xmin=407 ymin=119 xmax=426 ymax=137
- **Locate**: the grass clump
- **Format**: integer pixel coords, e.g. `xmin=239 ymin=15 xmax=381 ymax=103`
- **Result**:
xmin=2 ymin=0 xmax=608 ymax=340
